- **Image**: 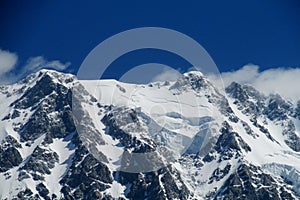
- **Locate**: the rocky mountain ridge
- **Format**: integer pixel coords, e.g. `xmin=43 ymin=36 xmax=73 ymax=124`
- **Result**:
xmin=0 ymin=69 xmax=299 ymax=199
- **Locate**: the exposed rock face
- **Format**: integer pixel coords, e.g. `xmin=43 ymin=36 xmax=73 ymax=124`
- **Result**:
xmin=226 ymin=82 xmax=300 ymax=152
xmin=264 ymin=94 xmax=293 ymax=121
xmin=21 ymin=146 xmax=59 ymax=180
xmin=295 ymin=101 xmax=300 ymax=120
xmin=0 ymin=70 xmax=299 ymax=199
xmin=60 ymin=151 xmax=113 ymax=199
xmin=0 ymin=146 xmax=22 ymax=173
xmin=215 ymin=163 xmax=294 ymax=200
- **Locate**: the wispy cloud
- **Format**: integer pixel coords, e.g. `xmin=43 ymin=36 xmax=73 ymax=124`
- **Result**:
xmin=0 ymin=49 xmax=18 ymax=77
xmin=119 ymin=63 xmax=181 ymax=84
xmin=209 ymin=64 xmax=300 ymax=102
xmin=17 ymin=56 xmax=71 ymax=79
xmin=151 ymin=68 xmax=181 ymax=82
xmin=0 ymin=48 xmax=71 ymax=84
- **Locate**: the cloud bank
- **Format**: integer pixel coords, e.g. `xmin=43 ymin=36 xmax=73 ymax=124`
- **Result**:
xmin=0 ymin=49 xmax=71 ymax=84
xmin=209 ymin=64 xmax=300 ymax=103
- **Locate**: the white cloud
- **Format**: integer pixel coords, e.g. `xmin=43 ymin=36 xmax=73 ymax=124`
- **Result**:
xmin=0 ymin=49 xmax=18 ymax=77
xmin=219 ymin=64 xmax=260 ymax=86
xmin=18 ymin=56 xmax=71 ymax=78
xmin=209 ymin=64 xmax=300 ymax=102
xmin=0 ymin=49 xmax=71 ymax=84
xmin=152 ymin=68 xmax=181 ymax=82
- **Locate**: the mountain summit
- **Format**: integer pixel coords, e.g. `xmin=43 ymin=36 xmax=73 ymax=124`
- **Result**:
xmin=0 ymin=69 xmax=299 ymax=199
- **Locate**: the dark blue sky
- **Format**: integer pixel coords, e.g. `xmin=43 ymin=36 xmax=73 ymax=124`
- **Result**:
xmin=1 ymin=0 xmax=300 ymax=79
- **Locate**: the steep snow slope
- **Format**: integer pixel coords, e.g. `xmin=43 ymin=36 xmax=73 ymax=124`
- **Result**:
xmin=80 ymin=75 xmax=223 ymax=157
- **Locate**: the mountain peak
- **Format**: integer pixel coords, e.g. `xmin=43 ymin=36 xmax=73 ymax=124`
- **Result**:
xmin=183 ymin=70 xmax=204 ymax=77
xmin=169 ymin=70 xmax=216 ymax=94
xmin=226 ymin=81 xmax=265 ymax=102
xmin=18 ymin=69 xmax=75 ymax=88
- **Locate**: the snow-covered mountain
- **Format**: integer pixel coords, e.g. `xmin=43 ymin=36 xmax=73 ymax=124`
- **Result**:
xmin=0 ymin=69 xmax=299 ymax=199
